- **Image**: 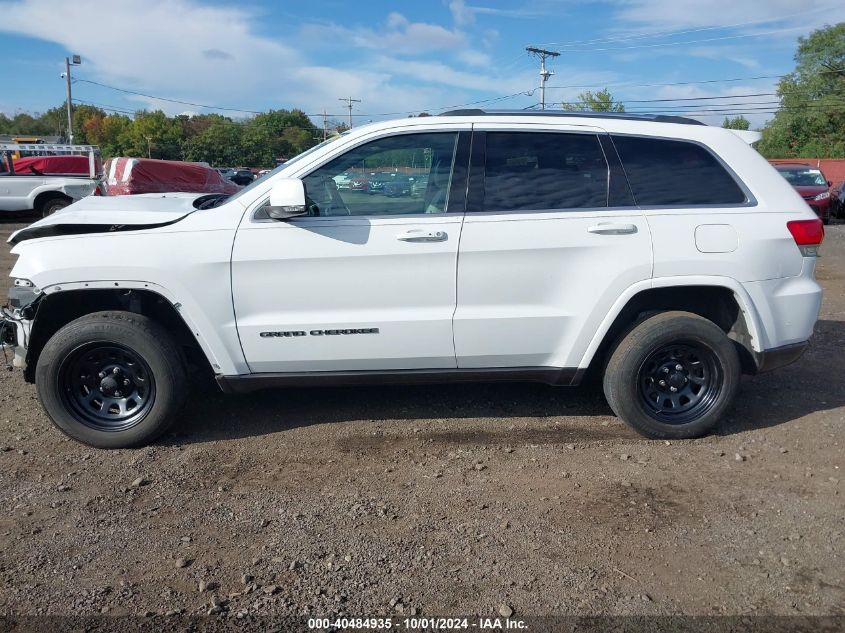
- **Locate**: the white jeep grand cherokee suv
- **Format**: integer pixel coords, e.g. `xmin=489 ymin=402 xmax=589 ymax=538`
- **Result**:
xmin=1 ymin=110 xmax=824 ymax=448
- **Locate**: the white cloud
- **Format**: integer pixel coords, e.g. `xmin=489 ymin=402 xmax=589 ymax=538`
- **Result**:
xmin=448 ymin=0 xmax=562 ymax=25
xmin=300 ymin=14 xmax=468 ymax=55
xmin=687 ymin=46 xmax=762 ymax=70
xmin=0 ymin=0 xmax=528 ymax=122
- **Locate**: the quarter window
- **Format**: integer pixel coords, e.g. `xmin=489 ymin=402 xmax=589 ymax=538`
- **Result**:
xmin=483 ymin=132 xmax=609 ymax=212
xmin=301 ymin=133 xmax=459 ymax=216
xmin=611 ymin=135 xmax=746 ymax=206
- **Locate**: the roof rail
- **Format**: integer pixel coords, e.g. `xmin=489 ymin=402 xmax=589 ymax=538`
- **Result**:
xmin=438 ymin=108 xmax=705 ymax=126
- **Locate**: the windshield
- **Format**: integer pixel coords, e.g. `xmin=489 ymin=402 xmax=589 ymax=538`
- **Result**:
xmin=778 ymin=167 xmax=827 ymax=187
xmin=221 ymin=135 xmax=346 ymax=206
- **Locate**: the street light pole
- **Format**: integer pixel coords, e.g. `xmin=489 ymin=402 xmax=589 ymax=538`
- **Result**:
xmin=63 ymin=55 xmax=81 ymax=143
xmin=64 ymin=57 xmax=73 ymax=144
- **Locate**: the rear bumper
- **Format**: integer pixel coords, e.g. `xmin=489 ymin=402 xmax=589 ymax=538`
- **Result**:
xmin=752 ymin=341 xmax=808 ymax=374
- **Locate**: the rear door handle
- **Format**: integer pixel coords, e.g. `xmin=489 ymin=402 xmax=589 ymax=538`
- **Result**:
xmin=397 ymin=229 xmax=448 ymax=242
xmin=587 ymin=222 xmax=638 ymax=235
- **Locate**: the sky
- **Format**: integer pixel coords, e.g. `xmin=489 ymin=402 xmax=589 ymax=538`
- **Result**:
xmin=0 ymin=0 xmax=840 ymax=129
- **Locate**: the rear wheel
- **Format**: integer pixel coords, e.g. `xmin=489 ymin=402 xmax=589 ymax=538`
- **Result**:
xmin=603 ymin=311 xmax=740 ymax=439
xmin=36 ymin=311 xmax=187 ymax=448
xmin=39 ymin=195 xmax=72 ymax=217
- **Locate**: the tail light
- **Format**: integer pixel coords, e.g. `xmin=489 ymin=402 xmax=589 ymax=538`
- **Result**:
xmin=787 ymin=218 xmax=824 ymax=256
xmin=93 ymin=184 xmax=103 ymax=196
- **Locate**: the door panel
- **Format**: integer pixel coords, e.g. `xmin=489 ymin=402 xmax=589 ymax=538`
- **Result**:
xmin=232 ymin=131 xmax=469 ymax=373
xmin=232 ymin=216 xmax=462 ymax=372
xmin=454 ymin=128 xmax=652 ymax=370
xmin=0 ymin=175 xmax=44 ymax=211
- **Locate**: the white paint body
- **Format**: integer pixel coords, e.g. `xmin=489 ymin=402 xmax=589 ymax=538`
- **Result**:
xmin=7 ymin=114 xmax=822 ymax=378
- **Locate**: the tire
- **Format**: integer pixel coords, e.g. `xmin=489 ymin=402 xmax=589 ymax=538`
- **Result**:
xmin=603 ymin=311 xmax=740 ymax=439
xmin=35 ymin=311 xmax=187 ymax=448
xmin=40 ymin=196 xmax=71 ymax=217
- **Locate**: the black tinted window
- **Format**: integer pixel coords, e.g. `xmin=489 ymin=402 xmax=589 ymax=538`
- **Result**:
xmin=612 ymin=135 xmax=746 ymax=206
xmin=302 ymin=133 xmax=458 ymax=216
xmin=483 ymin=133 xmax=608 ymax=211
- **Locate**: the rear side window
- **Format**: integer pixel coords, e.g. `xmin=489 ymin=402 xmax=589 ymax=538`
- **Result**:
xmin=611 ymin=135 xmax=746 ymax=206
xmin=483 ymin=132 xmax=608 ymax=211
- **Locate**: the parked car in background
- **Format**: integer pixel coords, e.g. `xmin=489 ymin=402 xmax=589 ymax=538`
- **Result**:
xmin=332 ymin=172 xmax=352 ymax=189
xmin=0 ymin=143 xmax=102 ymax=216
xmin=367 ymin=172 xmax=389 ymax=195
xmin=215 ymin=167 xmax=235 ymax=180
xmin=411 ymin=175 xmax=428 ymax=198
xmin=103 ymin=157 xmax=241 ymax=195
xmin=772 ymin=162 xmax=832 ymax=224
xmin=384 ymin=175 xmax=413 ymax=197
xmin=349 ymin=176 xmax=368 ymax=191
xmin=831 ymin=180 xmax=845 ymax=219
xmin=230 ymin=169 xmax=255 ymax=186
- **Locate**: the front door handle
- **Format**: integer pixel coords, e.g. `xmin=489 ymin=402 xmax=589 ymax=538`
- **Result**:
xmin=397 ymin=229 xmax=448 ymax=242
xmin=587 ymin=222 xmax=638 ymax=235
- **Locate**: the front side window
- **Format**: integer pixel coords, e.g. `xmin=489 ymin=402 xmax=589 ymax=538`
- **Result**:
xmin=301 ymin=133 xmax=459 ymax=216
xmin=483 ymin=132 xmax=609 ymax=212
xmin=611 ymin=135 xmax=747 ymax=206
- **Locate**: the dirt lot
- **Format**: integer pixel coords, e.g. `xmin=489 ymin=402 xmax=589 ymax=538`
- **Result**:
xmin=0 ymin=216 xmax=842 ymax=625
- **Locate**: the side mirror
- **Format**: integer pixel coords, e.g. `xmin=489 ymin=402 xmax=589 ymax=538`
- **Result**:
xmin=827 ymin=180 xmax=832 ymax=187
xmin=267 ymin=178 xmax=308 ymax=220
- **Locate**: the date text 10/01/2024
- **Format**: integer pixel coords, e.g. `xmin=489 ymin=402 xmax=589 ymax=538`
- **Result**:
xmin=307 ymin=617 xmax=528 ymax=630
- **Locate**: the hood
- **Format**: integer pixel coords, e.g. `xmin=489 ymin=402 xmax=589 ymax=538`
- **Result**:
xmin=8 ymin=192 xmax=206 ymax=245
xmin=792 ymin=184 xmax=828 ymax=197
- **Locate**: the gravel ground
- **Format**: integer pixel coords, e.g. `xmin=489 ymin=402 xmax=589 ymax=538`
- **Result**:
xmin=0 ymin=216 xmax=842 ymax=624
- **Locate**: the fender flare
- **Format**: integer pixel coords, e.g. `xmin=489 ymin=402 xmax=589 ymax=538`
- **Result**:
xmin=576 ymin=275 xmax=765 ymax=369
xmin=34 ymin=279 xmax=247 ymax=376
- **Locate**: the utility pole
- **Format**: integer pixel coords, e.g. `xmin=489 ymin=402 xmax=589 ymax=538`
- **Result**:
xmin=63 ymin=54 xmax=82 ymax=143
xmin=322 ymin=109 xmax=329 ymax=141
xmin=338 ymin=96 xmax=361 ymax=128
xmin=525 ymin=47 xmax=559 ymax=110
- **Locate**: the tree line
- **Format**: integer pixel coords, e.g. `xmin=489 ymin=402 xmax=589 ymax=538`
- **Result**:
xmin=0 ymin=106 xmax=326 ymax=168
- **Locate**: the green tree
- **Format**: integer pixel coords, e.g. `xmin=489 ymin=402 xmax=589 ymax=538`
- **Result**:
xmin=758 ymin=23 xmax=845 ymax=158
xmin=98 ymin=115 xmax=133 ymax=157
xmin=121 ymin=110 xmax=184 ymax=159
xmin=182 ymin=121 xmax=243 ymax=166
xmin=247 ymin=109 xmax=318 ymax=162
xmin=70 ymin=104 xmax=107 ymax=144
xmin=562 ymin=88 xmax=625 ymax=112
xmin=722 ymin=115 xmax=751 ymax=130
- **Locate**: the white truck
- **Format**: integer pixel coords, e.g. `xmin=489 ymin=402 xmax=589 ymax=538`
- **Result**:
xmin=1 ymin=110 xmax=824 ymax=448
xmin=0 ymin=143 xmax=101 ymax=216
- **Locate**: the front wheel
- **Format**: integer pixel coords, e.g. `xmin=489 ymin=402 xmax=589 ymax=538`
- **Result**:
xmin=35 ymin=311 xmax=187 ymax=448
xmin=603 ymin=311 xmax=740 ymax=439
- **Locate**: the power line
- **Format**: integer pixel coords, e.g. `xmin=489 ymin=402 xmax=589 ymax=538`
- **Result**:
xmin=549 ymin=26 xmax=807 ymax=53
xmin=545 ymin=68 xmax=845 ymax=92
xmin=535 ymin=7 xmax=826 ymax=48
xmin=73 ymin=78 xmax=264 ymax=114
